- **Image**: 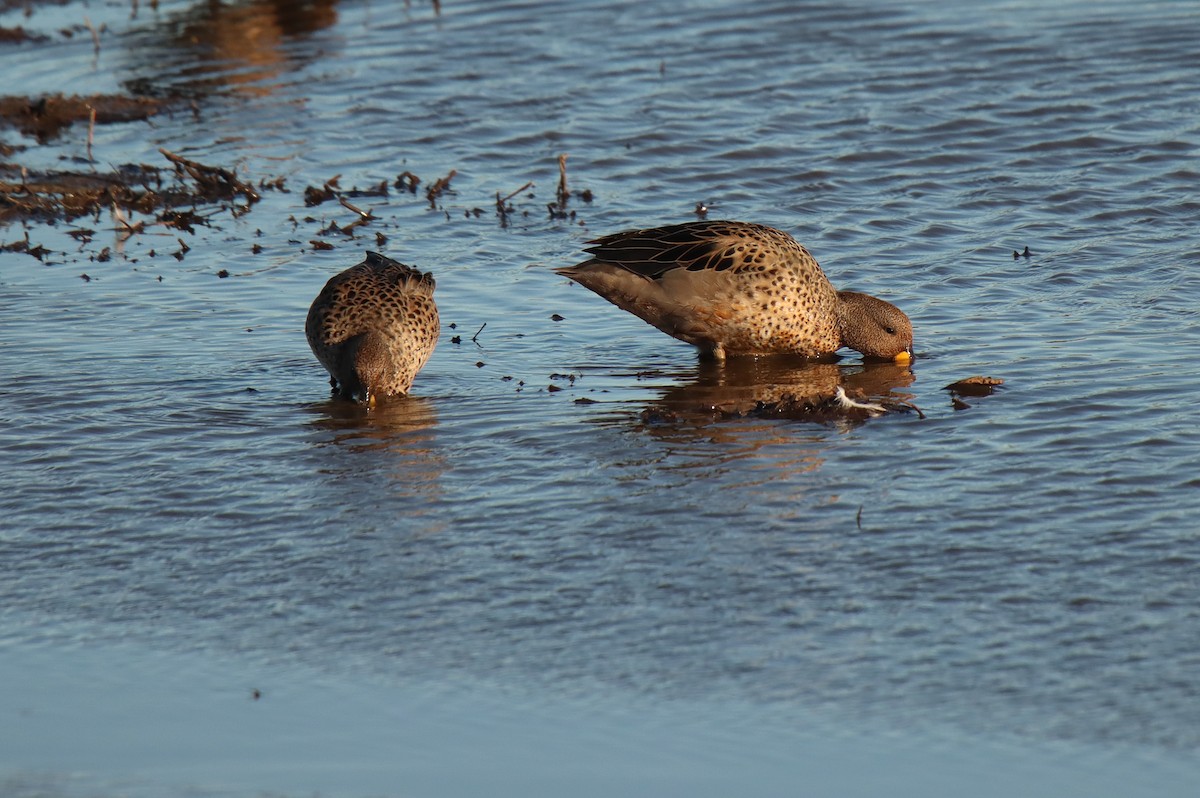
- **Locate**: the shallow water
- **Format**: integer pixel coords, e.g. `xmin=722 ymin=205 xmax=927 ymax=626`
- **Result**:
xmin=3 ymin=0 xmax=1200 ymax=795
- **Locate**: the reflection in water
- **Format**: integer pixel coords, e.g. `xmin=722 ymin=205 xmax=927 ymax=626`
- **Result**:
xmin=636 ymin=415 xmax=831 ymax=484
xmin=125 ymin=0 xmax=341 ymax=97
xmin=613 ymin=359 xmax=916 ymax=485
xmin=651 ymin=357 xmax=917 ymax=421
xmin=305 ymin=395 xmax=445 ymax=508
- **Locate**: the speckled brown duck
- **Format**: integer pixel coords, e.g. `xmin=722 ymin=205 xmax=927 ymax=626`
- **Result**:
xmin=556 ymin=220 xmax=913 ymax=362
xmin=306 ymin=252 xmax=439 ymax=405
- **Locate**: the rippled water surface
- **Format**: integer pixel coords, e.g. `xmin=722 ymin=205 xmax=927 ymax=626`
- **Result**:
xmin=3 ymin=1 xmax=1200 ymax=795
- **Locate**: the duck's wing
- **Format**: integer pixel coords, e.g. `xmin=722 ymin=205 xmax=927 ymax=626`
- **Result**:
xmin=580 ymin=220 xmax=798 ymax=279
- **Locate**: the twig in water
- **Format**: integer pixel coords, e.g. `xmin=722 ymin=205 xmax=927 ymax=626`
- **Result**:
xmin=556 ymin=153 xmax=569 ymax=206
xmin=471 ymin=322 xmax=486 ymax=343
xmin=338 ymin=196 xmax=371 ymax=219
xmin=496 ymin=181 xmax=533 ymax=227
xmin=500 ymin=181 xmax=534 ymax=206
xmin=856 ymin=505 xmax=863 ymax=530
xmin=891 ymin=397 xmax=925 ymax=419
xmin=111 ymin=203 xmax=144 ymax=239
xmin=86 ymin=106 xmax=96 ymax=163
xmin=84 ymin=17 xmax=100 ymax=57
xmin=495 ymin=191 xmax=507 ymax=226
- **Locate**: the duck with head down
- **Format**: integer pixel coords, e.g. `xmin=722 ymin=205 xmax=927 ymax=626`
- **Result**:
xmin=556 ymin=220 xmax=913 ymax=363
xmin=306 ymin=251 xmax=439 ymax=405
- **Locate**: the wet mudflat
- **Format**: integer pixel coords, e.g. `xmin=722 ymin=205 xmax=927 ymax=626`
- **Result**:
xmin=2 ymin=1 xmax=1200 ymax=796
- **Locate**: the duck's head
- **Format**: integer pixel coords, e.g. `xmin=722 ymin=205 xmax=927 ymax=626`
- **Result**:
xmin=836 ymin=291 xmax=913 ymax=362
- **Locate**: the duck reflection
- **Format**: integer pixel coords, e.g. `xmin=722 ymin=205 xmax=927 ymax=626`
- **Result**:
xmin=124 ymin=0 xmax=341 ymax=98
xmin=648 ymin=357 xmax=917 ymax=423
xmin=625 ymin=358 xmax=917 ymax=477
xmin=305 ymin=395 xmax=445 ymax=501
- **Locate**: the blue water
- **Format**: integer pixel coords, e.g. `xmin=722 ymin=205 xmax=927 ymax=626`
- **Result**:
xmin=2 ymin=0 xmax=1199 ymax=795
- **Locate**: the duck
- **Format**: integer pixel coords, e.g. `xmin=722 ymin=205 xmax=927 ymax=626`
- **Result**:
xmin=556 ymin=220 xmax=912 ymax=362
xmin=305 ymin=251 xmax=439 ymax=405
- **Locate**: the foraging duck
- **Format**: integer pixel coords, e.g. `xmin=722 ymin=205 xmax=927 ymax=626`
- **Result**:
xmin=306 ymin=252 xmax=439 ymax=404
xmin=556 ymin=220 xmax=912 ymax=362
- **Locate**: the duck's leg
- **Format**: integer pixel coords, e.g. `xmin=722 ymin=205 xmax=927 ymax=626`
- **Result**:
xmin=696 ymin=341 xmax=727 ymax=362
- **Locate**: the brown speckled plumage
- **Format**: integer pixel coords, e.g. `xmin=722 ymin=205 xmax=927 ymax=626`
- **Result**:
xmin=306 ymin=252 xmax=439 ymax=404
xmin=556 ymin=220 xmax=913 ymax=361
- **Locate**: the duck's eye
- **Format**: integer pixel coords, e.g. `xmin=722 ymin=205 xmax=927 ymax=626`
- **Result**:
xmin=885 ymin=326 xmax=896 ymax=335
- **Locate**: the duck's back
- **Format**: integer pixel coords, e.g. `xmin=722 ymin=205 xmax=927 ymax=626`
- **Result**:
xmin=561 ymin=221 xmax=840 ymax=358
xmin=306 ymin=252 xmax=439 ymax=400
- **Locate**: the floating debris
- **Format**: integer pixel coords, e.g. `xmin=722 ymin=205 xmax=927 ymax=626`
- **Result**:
xmin=426 ymin=169 xmax=457 ymax=209
xmin=395 ymin=171 xmax=420 ymax=194
xmin=159 ymin=148 xmax=259 ymax=204
xmin=746 ymin=388 xmax=922 ymax=421
xmin=496 ymin=180 xmax=533 ymax=227
xmin=945 ymin=375 xmax=1004 ymax=410
xmin=303 ymin=175 xmax=388 ymax=208
xmin=944 ymin=376 xmax=1004 ymax=397
xmin=833 ymin=386 xmax=887 ymax=416
xmin=304 ymin=181 xmax=337 ymax=206
xmin=1 ymin=232 xmax=50 ymax=261
xmin=157 ymin=209 xmax=207 ymax=234
xmin=644 ymin=386 xmax=923 ymax=424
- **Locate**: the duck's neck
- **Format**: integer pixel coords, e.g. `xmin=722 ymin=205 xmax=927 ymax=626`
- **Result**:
xmin=834 ymin=290 xmax=869 ymax=347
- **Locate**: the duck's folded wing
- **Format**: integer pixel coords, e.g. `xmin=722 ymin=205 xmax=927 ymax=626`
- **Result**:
xmin=582 ymin=221 xmax=775 ymax=278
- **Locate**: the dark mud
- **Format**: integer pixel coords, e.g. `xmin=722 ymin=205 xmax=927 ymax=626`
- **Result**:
xmin=0 ymin=93 xmax=166 ymax=142
xmin=0 ymin=25 xmax=49 ymax=43
xmin=0 ymin=87 xmax=273 ymax=233
xmin=0 ymin=148 xmax=270 ymax=229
